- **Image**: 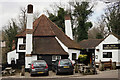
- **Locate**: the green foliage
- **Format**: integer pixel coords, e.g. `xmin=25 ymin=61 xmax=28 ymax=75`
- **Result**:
xmin=48 ymin=7 xmax=67 ymax=32
xmin=78 ymin=54 xmax=87 ymax=62
xmin=72 ymin=2 xmax=93 ymax=42
xmin=4 ymin=20 xmax=19 ymax=51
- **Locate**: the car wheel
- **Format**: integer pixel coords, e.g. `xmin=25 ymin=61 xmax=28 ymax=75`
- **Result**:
xmin=55 ymin=70 xmax=59 ymax=75
xmin=52 ymin=69 xmax=55 ymax=72
xmin=45 ymin=72 xmax=49 ymax=76
xmin=30 ymin=73 xmax=33 ymax=76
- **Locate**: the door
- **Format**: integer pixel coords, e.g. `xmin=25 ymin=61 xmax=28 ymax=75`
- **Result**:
xmin=18 ymin=52 xmax=25 ymax=66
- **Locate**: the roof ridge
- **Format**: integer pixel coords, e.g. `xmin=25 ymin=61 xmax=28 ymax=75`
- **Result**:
xmin=33 ymin=14 xmax=43 ymax=35
xmin=44 ymin=15 xmax=56 ymax=36
xmin=110 ymin=32 xmax=120 ymax=40
xmin=46 ymin=15 xmax=80 ymax=49
xmin=33 ymin=14 xmax=56 ymax=36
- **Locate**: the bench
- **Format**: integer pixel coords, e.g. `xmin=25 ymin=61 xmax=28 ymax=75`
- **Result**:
xmin=99 ymin=60 xmax=112 ymax=70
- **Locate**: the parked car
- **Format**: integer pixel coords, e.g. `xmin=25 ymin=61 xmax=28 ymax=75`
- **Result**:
xmin=29 ymin=60 xmax=49 ymax=76
xmin=52 ymin=59 xmax=74 ymax=75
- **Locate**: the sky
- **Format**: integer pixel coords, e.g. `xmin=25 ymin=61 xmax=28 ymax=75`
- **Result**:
xmin=0 ymin=0 xmax=114 ymax=30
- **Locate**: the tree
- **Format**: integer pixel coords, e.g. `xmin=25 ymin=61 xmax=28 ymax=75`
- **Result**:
xmin=72 ymin=2 xmax=93 ymax=42
xmin=18 ymin=7 xmax=40 ymax=30
xmin=47 ymin=7 xmax=67 ymax=32
xmin=4 ymin=19 xmax=19 ymax=51
xmin=103 ymin=2 xmax=120 ymax=35
xmin=88 ymin=16 xmax=109 ymax=39
xmin=18 ymin=7 xmax=27 ymax=30
xmin=96 ymin=33 xmax=103 ymax=39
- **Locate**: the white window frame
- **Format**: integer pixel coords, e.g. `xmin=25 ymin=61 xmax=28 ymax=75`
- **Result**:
xmin=52 ymin=55 xmax=61 ymax=61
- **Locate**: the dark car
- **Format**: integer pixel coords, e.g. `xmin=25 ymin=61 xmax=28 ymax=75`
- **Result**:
xmin=52 ymin=59 xmax=74 ymax=75
xmin=29 ymin=60 xmax=49 ymax=76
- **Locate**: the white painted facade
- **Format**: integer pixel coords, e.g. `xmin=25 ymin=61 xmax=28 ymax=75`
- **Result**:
xmin=65 ymin=19 xmax=73 ymax=40
xmin=17 ymin=38 xmax=26 ymax=52
xmin=26 ymin=14 xmax=33 ymax=29
xmin=26 ymin=34 xmax=33 ymax=54
xmin=7 ymin=50 xmax=18 ymax=64
xmin=25 ymin=55 xmax=37 ymax=68
xmin=95 ymin=34 xmax=120 ymax=66
xmin=68 ymin=49 xmax=80 ymax=64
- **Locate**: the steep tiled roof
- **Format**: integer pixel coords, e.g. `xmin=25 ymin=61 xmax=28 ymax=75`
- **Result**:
xmin=33 ymin=15 xmax=56 ymax=36
xmin=79 ymin=39 xmax=103 ymax=49
xmin=33 ymin=37 xmax=68 ymax=55
xmin=16 ymin=14 xmax=80 ymax=50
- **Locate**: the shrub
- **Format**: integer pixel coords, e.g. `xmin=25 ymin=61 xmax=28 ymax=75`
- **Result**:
xmin=78 ymin=54 xmax=87 ymax=62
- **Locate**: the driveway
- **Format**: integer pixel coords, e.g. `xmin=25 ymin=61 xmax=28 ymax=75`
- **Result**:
xmin=1 ymin=69 xmax=119 ymax=78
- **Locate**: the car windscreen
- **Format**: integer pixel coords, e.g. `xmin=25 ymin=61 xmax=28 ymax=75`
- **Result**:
xmin=33 ymin=61 xmax=46 ymax=67
xmin=60 ymin=60 xmax=72 ymax=65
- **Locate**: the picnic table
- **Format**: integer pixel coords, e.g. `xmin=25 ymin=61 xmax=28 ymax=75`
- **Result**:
xmin=2 ymin=67 xmax=15 ymax=76
xmin=77 ymin=64 xmax=85 ymax=73
xmin=78 ymin=64 xmax=97 ymax=75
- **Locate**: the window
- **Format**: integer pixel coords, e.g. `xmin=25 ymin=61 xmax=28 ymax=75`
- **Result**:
xmin=52 ymin=56 xmax=56 ymax=61
xmin=52 ymin=55 xmax=61 ymax=61
xmin=19 ymin=44 xmax=26 ymax=50
xmin=103 ymin=52 xmax=112 ymax=58
xmin=72 ymin=53 xmax=76 ymax=60
xmin=57 ymin=56 xmax=61 ymax=60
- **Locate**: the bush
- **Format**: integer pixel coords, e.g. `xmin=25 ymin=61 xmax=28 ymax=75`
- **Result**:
xmin=78 ymin=54 xmax=87 ymax=62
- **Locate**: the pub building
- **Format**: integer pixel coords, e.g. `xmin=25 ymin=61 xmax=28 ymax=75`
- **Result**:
xmin=7 ymin=4 xmax=80 ymax=70
xmin=79 ymin=33 xmax=120 ymax=68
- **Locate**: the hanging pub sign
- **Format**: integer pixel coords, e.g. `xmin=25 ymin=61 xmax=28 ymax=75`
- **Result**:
xmin=103 ymin=44 xmax=120 ymax=50
xmin=19 ymin=44 xmax=26 ymax=50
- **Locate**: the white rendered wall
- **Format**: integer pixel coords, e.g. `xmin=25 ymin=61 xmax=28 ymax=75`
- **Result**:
xmin=68 ymin=49 xmax=80 ymax=64
xmin=95 ymin=34 xmax=120 ymax=66
xmin=26 ymin=34 xmax=32 ymax=54
xmin=118 ymin=40 xmax=120 ymax=66
xmin=26 ymin=13 xmax=33 ymax=55
xmin=65 ymin=20 xmax=73 ymax=40
xmin=7 ymin=50 xmax=18 ymax=64
xmin=25 ymin=57 xmax=31 ymax=68
xmin=31 ymin=55 xmax=37 ymax=61
xmin=25 ymin=55 xmax=37 ymax=68
xmin=17 ymin=38 xmax=26 ymax=52
xmin=27 ymin=14 xmax=33 ymax=29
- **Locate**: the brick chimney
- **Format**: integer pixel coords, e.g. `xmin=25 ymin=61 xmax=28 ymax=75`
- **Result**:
xmin=65 ymin=14 xmax=73 ymax=40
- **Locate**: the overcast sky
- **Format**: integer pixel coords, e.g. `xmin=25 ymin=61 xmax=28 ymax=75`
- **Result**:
xmin=0 ymin=0 xmax=111 ymax=30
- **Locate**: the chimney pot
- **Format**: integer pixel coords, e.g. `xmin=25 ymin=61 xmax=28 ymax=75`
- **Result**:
xmin=27 ymin=4 xmax=33 ymax=13
xmin=65 ymin=14 xmax=71 ymax=20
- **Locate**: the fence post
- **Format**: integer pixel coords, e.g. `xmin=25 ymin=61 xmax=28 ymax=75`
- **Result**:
xmin=99 ymin=60 xmax=104 ymax=71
